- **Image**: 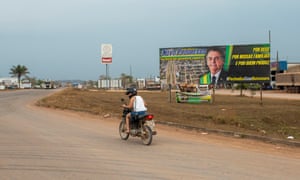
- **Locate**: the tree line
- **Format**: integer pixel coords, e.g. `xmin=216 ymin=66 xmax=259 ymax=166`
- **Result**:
xmin=7 ymin=64 xmax=134 ymax=89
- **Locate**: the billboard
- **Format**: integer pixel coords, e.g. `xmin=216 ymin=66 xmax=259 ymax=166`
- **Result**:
xmin=159 ymin=43 xmax=270 ymax=87
xmin=101 ymin=44 xmax=112 ymax=64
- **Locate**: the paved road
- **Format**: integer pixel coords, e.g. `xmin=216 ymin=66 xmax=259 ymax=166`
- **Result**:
xmin=0 ymin=89 xmax=299 ymax=180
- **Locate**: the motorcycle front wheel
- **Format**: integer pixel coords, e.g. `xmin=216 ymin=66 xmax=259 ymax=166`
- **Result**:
xmin=119 ymin=121 xmax=129 ymax=140
xmin=141 ymin=125 xmax=153 ymax=145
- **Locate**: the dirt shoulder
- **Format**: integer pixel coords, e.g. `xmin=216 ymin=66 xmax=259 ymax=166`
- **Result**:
xmin=31 ymin=103 xmax=300 ymax=159
xmin=34 ymin=88 xmax=300 ymax=151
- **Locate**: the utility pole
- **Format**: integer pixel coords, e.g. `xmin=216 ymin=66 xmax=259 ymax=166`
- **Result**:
xmin=130 ymin=65 xmax=132 ymax=77
xmin=269 ymin=30 xmax=271 ymax=45
xmin=276 ymin=51 xmax=279 ymax=73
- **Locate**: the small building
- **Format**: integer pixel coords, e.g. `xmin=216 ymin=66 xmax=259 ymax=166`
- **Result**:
xmin=21 ymin=79 xmax=32 ymax=89
xmin=98 ymin=79 xmax=123 ymax=89
xmin=0 ymin=77 xmax=19 ymax=88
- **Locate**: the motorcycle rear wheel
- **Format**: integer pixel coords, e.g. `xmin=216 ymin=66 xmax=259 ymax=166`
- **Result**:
xmin=119 ymin=121 xmax=129 ymax=140
xmin=141 ymin=125 xmax=153 ymax=145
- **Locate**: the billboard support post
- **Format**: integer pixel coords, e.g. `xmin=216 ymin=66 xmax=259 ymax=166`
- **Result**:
xmin=240 ymin=83 xmax=243 ymax=96
xmin=101 ymin=44 xmax=112 ymax=90
xmin=260 ymin=83 xmax=263 ymax=105
xmin=106 ymin=64 xmax=109 ymax=89
xmin=168 ymin=84 xmax=172 ymax=103
xmin=212 ymin=85 xmax=215 ymax=104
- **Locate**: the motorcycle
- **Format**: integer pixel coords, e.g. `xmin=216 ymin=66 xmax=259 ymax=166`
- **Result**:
xmin=119 ymin=98 xmax=157 ymax=145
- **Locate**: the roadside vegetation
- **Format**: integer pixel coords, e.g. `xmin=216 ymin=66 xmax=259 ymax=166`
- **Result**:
xmin=9 ymin=64 xmax=30 ymax=88
xmin=36 ymin=88 xmax=300 ymax=142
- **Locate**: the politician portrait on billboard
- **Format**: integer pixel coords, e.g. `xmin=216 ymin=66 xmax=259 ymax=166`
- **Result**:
xmin=159 ymin=43 xmax=270 ymax=89
xmin=199 ymin=46 xmax=228 ymax=88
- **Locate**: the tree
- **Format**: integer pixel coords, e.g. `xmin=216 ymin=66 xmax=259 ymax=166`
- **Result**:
xmin=120 ymin=73 xmax=133 ymax=88
xmin=99 ymin=74 xmax=110 ymax=80
xmin=9 ymin=65 xmax=30 ymax=88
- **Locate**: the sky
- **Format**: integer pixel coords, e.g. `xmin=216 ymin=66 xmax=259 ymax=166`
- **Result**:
xmin=1 ymin=0 xmax=300 ymax=81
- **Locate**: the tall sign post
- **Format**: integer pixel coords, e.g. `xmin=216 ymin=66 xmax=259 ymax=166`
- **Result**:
xmin=101 ymin=44 xmax=112 ymax=89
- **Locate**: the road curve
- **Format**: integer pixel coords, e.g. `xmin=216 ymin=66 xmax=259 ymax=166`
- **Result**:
xmin=0 ymin=89 xmax=299 ymax=180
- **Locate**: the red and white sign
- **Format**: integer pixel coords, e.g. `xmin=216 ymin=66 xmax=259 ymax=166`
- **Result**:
xmin=101 ymin=44 xmax=112 ymax=64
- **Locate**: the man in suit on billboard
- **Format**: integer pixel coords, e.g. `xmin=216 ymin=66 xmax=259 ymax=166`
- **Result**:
xmin=200 ymin=47 xmax=228 ymax=88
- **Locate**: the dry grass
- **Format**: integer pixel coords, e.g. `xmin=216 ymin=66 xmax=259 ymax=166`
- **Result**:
xmin=36 ymin=88 xmax=300 ymax=141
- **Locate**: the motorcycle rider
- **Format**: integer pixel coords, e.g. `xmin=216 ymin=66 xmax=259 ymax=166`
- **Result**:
xmin=122 ymin=88 xmax=147 ymax=134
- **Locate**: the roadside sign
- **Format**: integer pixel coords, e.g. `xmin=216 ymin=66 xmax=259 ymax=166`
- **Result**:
xmin=101 ymin=44 xmax=112 ymax=64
